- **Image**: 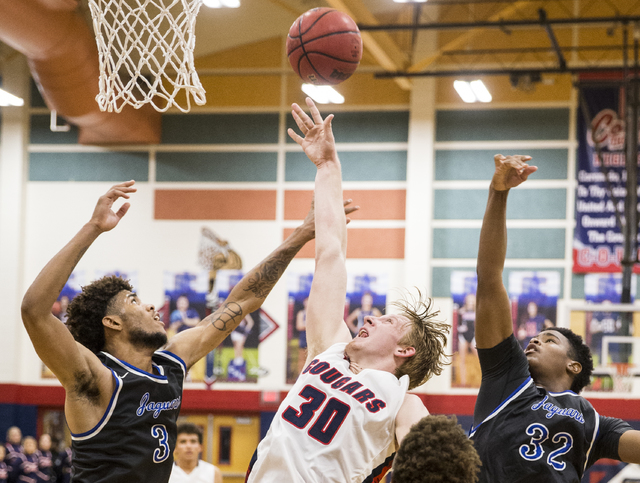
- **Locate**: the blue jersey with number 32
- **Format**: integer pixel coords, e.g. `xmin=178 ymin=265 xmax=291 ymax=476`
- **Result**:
xmin=470 ymin=335 xmax=630 ymax=482
xmin=71 ymin=350 xmax=186 ymax=483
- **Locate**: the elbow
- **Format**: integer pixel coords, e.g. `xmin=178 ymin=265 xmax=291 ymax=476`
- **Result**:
xmin=316 ymin=244 xmax=346 ymax=264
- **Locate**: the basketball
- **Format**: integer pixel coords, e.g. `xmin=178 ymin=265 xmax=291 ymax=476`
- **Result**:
xmin=287 ymin=8 xmax=363 ymax=85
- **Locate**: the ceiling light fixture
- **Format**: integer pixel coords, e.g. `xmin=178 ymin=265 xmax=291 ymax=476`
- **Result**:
xmin=453 ymin=80 xmax=492 ymax=103
xmin=203 ymin=0 xmax=240 ymax=8
xmin=0 ymin=87 xmax=24 ymax=107
xmin=393 ymin=0 xmax=427 ymax=3
xmin=301 ymin=84 xmax=345 ymax=104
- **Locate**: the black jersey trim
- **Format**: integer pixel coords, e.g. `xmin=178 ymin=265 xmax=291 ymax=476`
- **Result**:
xmin=100 ymin=351 xmax=169 ymax=383
xmin=70 ymin=368 xmax=123 ymax=441
xmin=155 ymin=350 xmax=187 ymax=378
xmin=469 ymin=377 xmax=534 ymax=437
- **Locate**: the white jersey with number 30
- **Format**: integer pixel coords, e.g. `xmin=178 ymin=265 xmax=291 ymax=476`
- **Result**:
xmin=247 ymin=343 xmax=409 ymax=483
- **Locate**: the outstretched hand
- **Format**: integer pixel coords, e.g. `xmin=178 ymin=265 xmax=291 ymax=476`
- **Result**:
xmin=88 ymin=180 xmax=137 ymax=233
xmin=299 ymin=198 xmax=360 ymax=240
xmin=287 ymin=97 xmax=338 ymax=168
xmin=491 ymin=154 xmax=537 ymax=191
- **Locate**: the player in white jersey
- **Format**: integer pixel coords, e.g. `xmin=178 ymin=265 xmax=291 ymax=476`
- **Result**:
xmin=169 ymin=423 xmax=222 ymax=483
xmin=245 ymin=99 xmax=449 ymax=483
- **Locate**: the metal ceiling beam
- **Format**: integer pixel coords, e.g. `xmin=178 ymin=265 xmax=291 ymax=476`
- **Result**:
xmin=325 ymin=0 xmax=412 ymax=90
xmin=375 ymin=65 xmax=631 ymax=78
xmin=539 ymin=8 xmax=566 ymax=70
xmin=359 ymin=15 xmax=640 ymax=32
xmin=402 ymin=0 xmax=532 ymax=74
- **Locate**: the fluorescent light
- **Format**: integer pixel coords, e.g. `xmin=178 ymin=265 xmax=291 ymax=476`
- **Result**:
xmin=453 ymin=79 xmax=492 ymax=103
xmin=453 ymin=80 xmax=476 ymax=103
xmin=0 ymin=87 xmax=24 ymax=107
xmin=203 ymin=0 xmax=240 ymax=7
xmin=470 ymin=80 xmax=492 ymax=102
xmin=393 ymin=0 xmax=427 ymax=3
xmin=301 ymin=84 xmax=344 ymax=104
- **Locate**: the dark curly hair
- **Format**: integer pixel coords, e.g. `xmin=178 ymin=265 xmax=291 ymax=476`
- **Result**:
xmin=392 ymin=415 xmax=481 ymax=483
xmin=66 ymin=276 xmax=133 ymax=353
xmin=545 ymin=327 xmax=594 ymax=393
xmin=392 ymin=291 xmax=451 ymax=390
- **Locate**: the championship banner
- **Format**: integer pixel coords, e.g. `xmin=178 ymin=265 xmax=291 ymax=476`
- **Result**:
xmin=573 ymin=86 xmax=640 ymax=273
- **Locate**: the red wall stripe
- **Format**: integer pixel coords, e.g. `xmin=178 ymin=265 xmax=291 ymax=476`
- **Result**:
xmin=284 ymin=190 xmax=406 ymax=220
xmin=155 ymin=190 xmax=276 ymax=220
xmin=283 ymin=227 xmax=405 ymax=259
xmin=2 ymin=384 xmax=640 ymax=420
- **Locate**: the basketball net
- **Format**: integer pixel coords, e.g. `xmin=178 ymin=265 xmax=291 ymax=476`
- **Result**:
xmin=87 ymin=0 xmax=207 ymax=113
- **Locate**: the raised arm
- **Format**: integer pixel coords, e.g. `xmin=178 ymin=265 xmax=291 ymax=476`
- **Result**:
xmin=165 ymin=196 xmax=358 ymax=369
xmin=289 ymin=97 xmax=353 ymax=363
xmin=475 ymin=155 xmax=537 ymax=349
xmin=21 ymin=181 xmax=136 ymax=388
xmin=618 ymin=430 xmax=640 ymax=464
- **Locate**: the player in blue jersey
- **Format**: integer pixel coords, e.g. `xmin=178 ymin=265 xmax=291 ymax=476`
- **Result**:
xmin=471 ymin=154 xmax=640 ymax=482
xmin=21 ymin=180 xmax=356 ymax=483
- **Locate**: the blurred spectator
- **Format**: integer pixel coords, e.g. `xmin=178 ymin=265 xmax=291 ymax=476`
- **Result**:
xmin=5 ymin=427 xmax=23 ymax=483
xmin=35 ymin=436 xmax=53 ymax=482
xmin=18 ymin=436 xmax=49 ymax=483
xmin=0 ymin=445 xmax=8 ymax=483
xmin=53 ymin=447 xmax=71 ymax=483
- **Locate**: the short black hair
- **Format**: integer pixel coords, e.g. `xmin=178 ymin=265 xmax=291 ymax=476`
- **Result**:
xmin=392 ymin=415 xmax=481 ymax=483
xmin=177 ymin=423 xmax=203 ymax=445
xmin=545 ymin=327 xmax=594 ymax=393
xmin=66 ymin=276 xmax=133 ymax=353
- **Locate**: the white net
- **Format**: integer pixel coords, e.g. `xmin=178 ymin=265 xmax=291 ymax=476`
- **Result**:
xmin=87 ymin=0 xmax=207 ymax=113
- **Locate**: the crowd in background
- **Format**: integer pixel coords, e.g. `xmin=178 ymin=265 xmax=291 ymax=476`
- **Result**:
xmin=1 ymin=427 xmax=71 ymax=483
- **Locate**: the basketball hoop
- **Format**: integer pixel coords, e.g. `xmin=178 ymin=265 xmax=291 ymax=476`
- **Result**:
xmin=87 ymin=0 xmax=207 ymax=113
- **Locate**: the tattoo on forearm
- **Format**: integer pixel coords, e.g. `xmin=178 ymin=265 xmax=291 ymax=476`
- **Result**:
xmin=245 ymin=245 xmax=301 ymax=298
xmin=211 ymin=302 xmax=243 ymax=332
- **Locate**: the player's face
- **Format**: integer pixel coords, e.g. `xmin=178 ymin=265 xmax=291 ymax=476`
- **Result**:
xmin=115 ymin=291 xmax=167 ymax=349
xmin=525 ymin=330 xmax=574 ymax=382
xmin=174 ymin=433 xmax=202 ymax=465
xmin=351 ymin=313 xmax=412 ymax=356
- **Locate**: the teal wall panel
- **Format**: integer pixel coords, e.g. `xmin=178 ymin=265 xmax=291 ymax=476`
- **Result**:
xmin=286 ymin=111 xmax=409 ymax=143
xmin=156 ymin=152 xmax=277 ymax=182
xmin=435 ymin=149 xmax=568 ymax=181
xmin=433 ymin=228 xmax=565 ymax=259
xmin=285 ymin=150 xmax=407 ymax=182
xmin=432 ymin=267 xmax=565 ymax=298
xmin=162 ymin=113 xmax=279 ymax=144
xmin=30 ymin=115 xmax=79 ymax=144
xmin=29 ymin=152 xmax=149 ymax=181
xmin=435 ymin=109 xmax=570 ymax=142
xmin=434 ymin=189 xmax=566 ymax=220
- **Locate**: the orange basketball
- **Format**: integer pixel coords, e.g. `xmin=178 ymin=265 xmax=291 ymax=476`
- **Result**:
xmin=287 ymin=8 xmax=363 ymax=85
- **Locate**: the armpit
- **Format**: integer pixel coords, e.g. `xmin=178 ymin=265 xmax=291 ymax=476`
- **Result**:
xmin=72 ymin=371 xmax=101 ymax=404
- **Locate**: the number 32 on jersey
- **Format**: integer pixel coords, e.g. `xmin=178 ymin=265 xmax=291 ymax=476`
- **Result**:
xmin=519 ymin=423 xmax=573 ymax=471
xmin=282 ymin=385 xmax=351 ymax=445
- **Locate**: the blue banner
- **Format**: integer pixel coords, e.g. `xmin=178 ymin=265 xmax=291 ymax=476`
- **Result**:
xmin=573 ymin=86 xmax=640 ymax=273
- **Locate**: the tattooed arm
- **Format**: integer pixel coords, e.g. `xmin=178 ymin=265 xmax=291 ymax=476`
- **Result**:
xmin=164 ymin=199 xmax=358 ymax=370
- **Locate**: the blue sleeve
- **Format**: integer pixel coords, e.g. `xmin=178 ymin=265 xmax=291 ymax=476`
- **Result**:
xmin=474 ymin=334 xmax=532 ymax=425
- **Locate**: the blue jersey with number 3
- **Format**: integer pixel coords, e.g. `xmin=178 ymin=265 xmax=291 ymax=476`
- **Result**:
xmin=470 ymin=335 xmax=630 ymax=482
xmin=71 ymin=350 xmax=186 ymax=483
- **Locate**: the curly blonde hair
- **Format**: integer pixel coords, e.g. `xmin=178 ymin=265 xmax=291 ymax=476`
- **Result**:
xmin=392 ymin=291 xmax=450 ymax=390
